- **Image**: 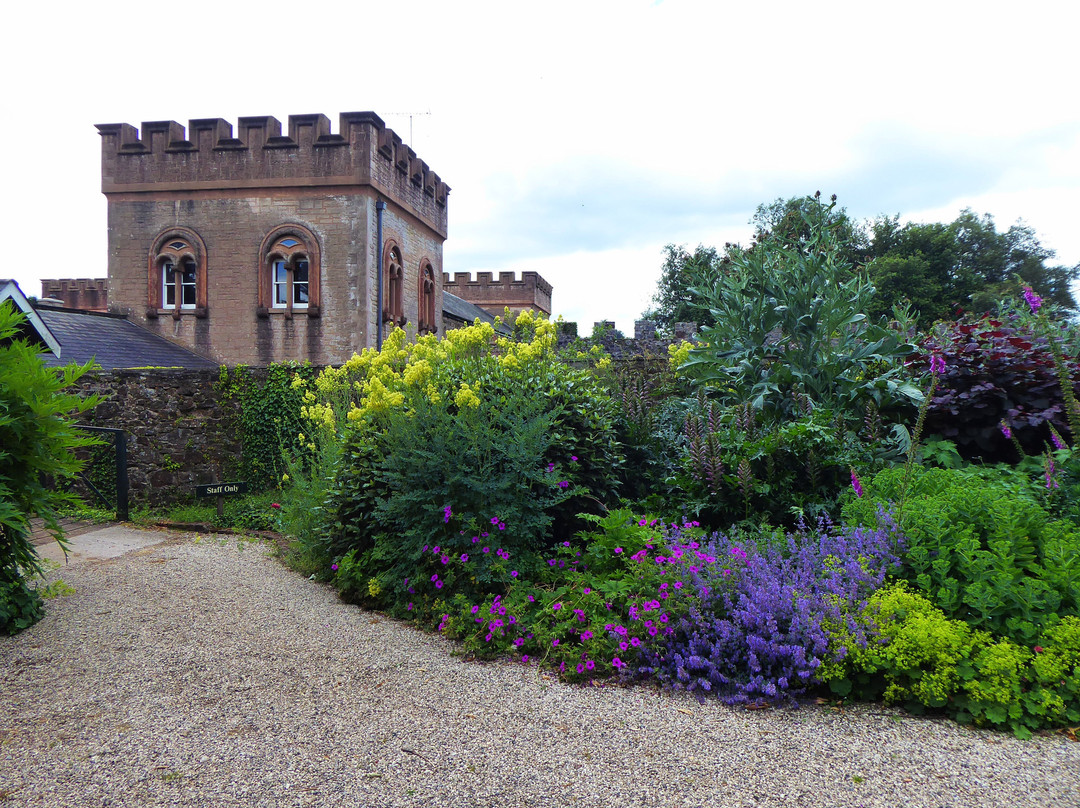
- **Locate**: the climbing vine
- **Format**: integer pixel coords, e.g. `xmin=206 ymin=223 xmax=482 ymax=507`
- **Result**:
xmin=216 ymin=363 xmax=317 ymax=490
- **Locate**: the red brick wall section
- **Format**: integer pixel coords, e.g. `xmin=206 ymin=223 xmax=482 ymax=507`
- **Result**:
xmin=443 ymin=271 xmax=552 ymax=318
xmin=40 ymin=279 xmax=109 ymax=312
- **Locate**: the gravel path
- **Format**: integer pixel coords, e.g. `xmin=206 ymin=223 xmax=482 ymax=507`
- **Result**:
xmin=2 ymin=532 xmax=1077 ymax=808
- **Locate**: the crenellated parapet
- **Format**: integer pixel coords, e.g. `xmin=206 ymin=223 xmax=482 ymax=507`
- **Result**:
xmin=39 ymin=278 xmax=110 ymax=312
xmin=555 ymin=319 xmax=699 ymax=359
xmin=96 ymin=112 xmax=449 ymax=237
xmin=441 ymin=271 xmax=552 ymax=317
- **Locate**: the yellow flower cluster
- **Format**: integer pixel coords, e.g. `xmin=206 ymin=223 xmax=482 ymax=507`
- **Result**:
xmin=455 ymin=382 xmax=480 ymax=410
xmin=294 ymin=311 xmax=562 ymax=427
xmin=668 ymin=340 xmax=693 ymax=370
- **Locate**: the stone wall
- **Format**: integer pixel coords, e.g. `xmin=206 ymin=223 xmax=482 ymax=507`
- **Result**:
xmin=556 ymin=319 xmax=698 ymax=359
xmin=74 ymin=368 xmax=241 ymax=506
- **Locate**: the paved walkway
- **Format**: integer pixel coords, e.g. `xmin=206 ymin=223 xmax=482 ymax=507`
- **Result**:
xmin=31 ymin=522 xmax=173 ymax=566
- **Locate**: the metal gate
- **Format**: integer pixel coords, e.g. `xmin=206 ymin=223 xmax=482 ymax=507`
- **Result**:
xmin=73 ymin=426 xmax=129 ymax=521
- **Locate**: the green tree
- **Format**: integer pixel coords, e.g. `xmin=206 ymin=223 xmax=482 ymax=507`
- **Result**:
xmin=866 ymin=210 xmax=1078 ymax=322
xmin=750 ymin=192 xmax=869 ymax=266
xmin=1 ymin=301 xmax=100 ymax=634
xmin=643 ymin=244 xmax=722 ymax=331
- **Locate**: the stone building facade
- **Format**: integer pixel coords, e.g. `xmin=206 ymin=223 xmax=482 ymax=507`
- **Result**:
xmin=95 ymin=112 xmax=449 ymax=366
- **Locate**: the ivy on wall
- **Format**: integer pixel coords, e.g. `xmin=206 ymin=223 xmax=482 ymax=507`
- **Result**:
xmin=216 ymin=363 xmax=317 ymax=490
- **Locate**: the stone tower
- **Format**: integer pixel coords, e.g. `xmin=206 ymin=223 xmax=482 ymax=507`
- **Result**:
xmin=96 ymin=112 xmax=449 ymax=366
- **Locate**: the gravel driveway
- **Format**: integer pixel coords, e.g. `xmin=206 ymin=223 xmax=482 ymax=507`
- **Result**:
xmin=2 ymin=531 xmax=1077 ymax=808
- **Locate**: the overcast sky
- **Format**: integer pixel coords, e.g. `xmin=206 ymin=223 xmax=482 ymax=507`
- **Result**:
xmin=3 ymin=0 xmax=1077 ymax=334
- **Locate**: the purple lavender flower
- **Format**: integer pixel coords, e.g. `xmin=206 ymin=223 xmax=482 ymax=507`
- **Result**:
xmin=1000 ymin=420 xmax=1013 ymax=440
xmin=641 ymin=512 xmax=904 ymax=706
xmin=929 ymin=354 xmax=946 ymax=374
xmin=443 ymin=505 xmax=452 ymax=523
xmin=1049 ymin=426 xmax=1067 ymax=451
xmin=1045 ymin=452 xmax=1060 ymax=489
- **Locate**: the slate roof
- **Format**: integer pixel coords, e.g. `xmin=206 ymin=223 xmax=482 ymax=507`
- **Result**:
xmin=442 ymin=291 xmax=511 ymax=334
xmin=1 ymin=279 xmax=63 ymax=357
xmin=35 ymin=305 xmax=220 ymax=370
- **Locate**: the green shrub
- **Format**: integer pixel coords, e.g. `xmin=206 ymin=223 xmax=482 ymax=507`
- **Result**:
xmin=679 ymin=400 xmax=906 ymax=527
xmin=217 ymin=363 xmax=316 ymax=490
xmin=842 ymin=466 xmax=1080 ymax=644
xmin=435 ymin=509 xmax=685 ymax=681
xmin=1 ymin=301 xmax=101 ymax=634
xmin=679 ymin=194 xmax=921 ymax=425
xmin=323 ymin=315 xmax=623 ymax=609
xmin=824 ymin=583 xmax=1080 ymax=738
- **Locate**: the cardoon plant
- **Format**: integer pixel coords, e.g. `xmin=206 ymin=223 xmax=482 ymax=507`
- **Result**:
xmin=639 ymin=513 xmax=903 ymax=704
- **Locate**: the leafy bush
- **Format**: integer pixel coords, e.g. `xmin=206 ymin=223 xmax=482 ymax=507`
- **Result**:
xmin=217 ymin=363 xmax=317 ymax=489
xmin=639 ymin=514 xmax=903 ymax=704
xmin=824 ymin=583 xmax=1080 ymax=738
xmin=323 ymin=314 xmax=623 ymax=602
xmin=842 ymin=466 xmax=1080 ymax=644
xmin=678 ymin=398 xmax=908 ymax=527
xmin=919 ymin=315 xmax=1080 ymax=462
xmin=679 ymin=194 xmax=920 ymax=424
xmin=0 ymin=301 xmax=100 ymax=634
xmin=598 ymin=352 xmax=691 ymax=505
xmin=436 ymin=510 xmax=686 ymax=680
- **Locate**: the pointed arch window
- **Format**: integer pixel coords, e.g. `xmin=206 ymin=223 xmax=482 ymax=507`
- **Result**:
xmin=258 ymin=225 xmax=321 ymax=318
xmin=149 ymin=228 xmax=208 ymax=318
xmin=418 ymin=259 xmax=437 ymax=334
xmin=383 ymin=243 xmax=406 ymax=327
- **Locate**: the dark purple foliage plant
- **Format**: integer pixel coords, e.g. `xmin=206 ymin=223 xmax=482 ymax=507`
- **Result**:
xmin=918 ymin=315 xmax=1080 ymax=462
xmin=639 ymin=514 xmax=904 ymax=705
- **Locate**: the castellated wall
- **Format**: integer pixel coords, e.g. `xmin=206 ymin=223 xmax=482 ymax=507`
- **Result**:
xmin=40 ymin=278 xmax=109 ymax=311
xmin=442 ymin=271 xmax=552 ymax=317
xmin=97 ymin=113 xmax=448 ymax=367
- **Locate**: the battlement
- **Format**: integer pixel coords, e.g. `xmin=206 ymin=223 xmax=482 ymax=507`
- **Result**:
xmin=442 ymin=271 xmax=552 ymax=317
xmin=96 ymin=112 xmax=449 ymax=237
xmin=40 ymin=278 xmax=109 ymax=312
xmin=555 ymin=320 xmax=699 ymax=359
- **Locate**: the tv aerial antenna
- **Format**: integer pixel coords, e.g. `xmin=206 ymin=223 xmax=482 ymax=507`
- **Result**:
xmin=383 ymin=110 xmax=431 ymax=148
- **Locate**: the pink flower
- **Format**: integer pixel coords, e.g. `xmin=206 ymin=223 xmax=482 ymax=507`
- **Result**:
xmin=1034 ymin=646 xmax=1044 ymax=653
xmin=850 ymin=468 xmax=864 ymax=498
xmin=1023 ymin=286 xmax=1043 ymax=313
xmin=330 ymin=563 xmax=338 ymax=572
xmin=270 ymin=502 xmax=281 ymax=509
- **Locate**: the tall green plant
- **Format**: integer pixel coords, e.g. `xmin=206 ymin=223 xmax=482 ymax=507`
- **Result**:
xmin=680 ymin=195 xmax=921 ymax=424
xmin=0 ymin=302 xmax=101 ymax=633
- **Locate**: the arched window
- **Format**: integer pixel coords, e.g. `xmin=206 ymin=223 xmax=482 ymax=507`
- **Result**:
xmin=383 ymin=242 xmax=405 ymax=327
xmin=418 ymin=259 xmax=437 ymax=334
xmin=258 ymin=225 xmax=321 ymax=318
xmin=148 ymin=228 xmax=208 ymax=317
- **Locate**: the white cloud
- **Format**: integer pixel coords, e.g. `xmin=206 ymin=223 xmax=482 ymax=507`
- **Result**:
xmin=2 ymin=0 xmax=1077 ymax=327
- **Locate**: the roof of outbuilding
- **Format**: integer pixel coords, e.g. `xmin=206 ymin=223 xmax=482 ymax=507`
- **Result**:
xmin=441 ymin=292 xmax=512 ymax=334
xmin=35 ymin=306 xmax=219 ymax=370
xmin=0 ymin=279 xmax=64 ymax=357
